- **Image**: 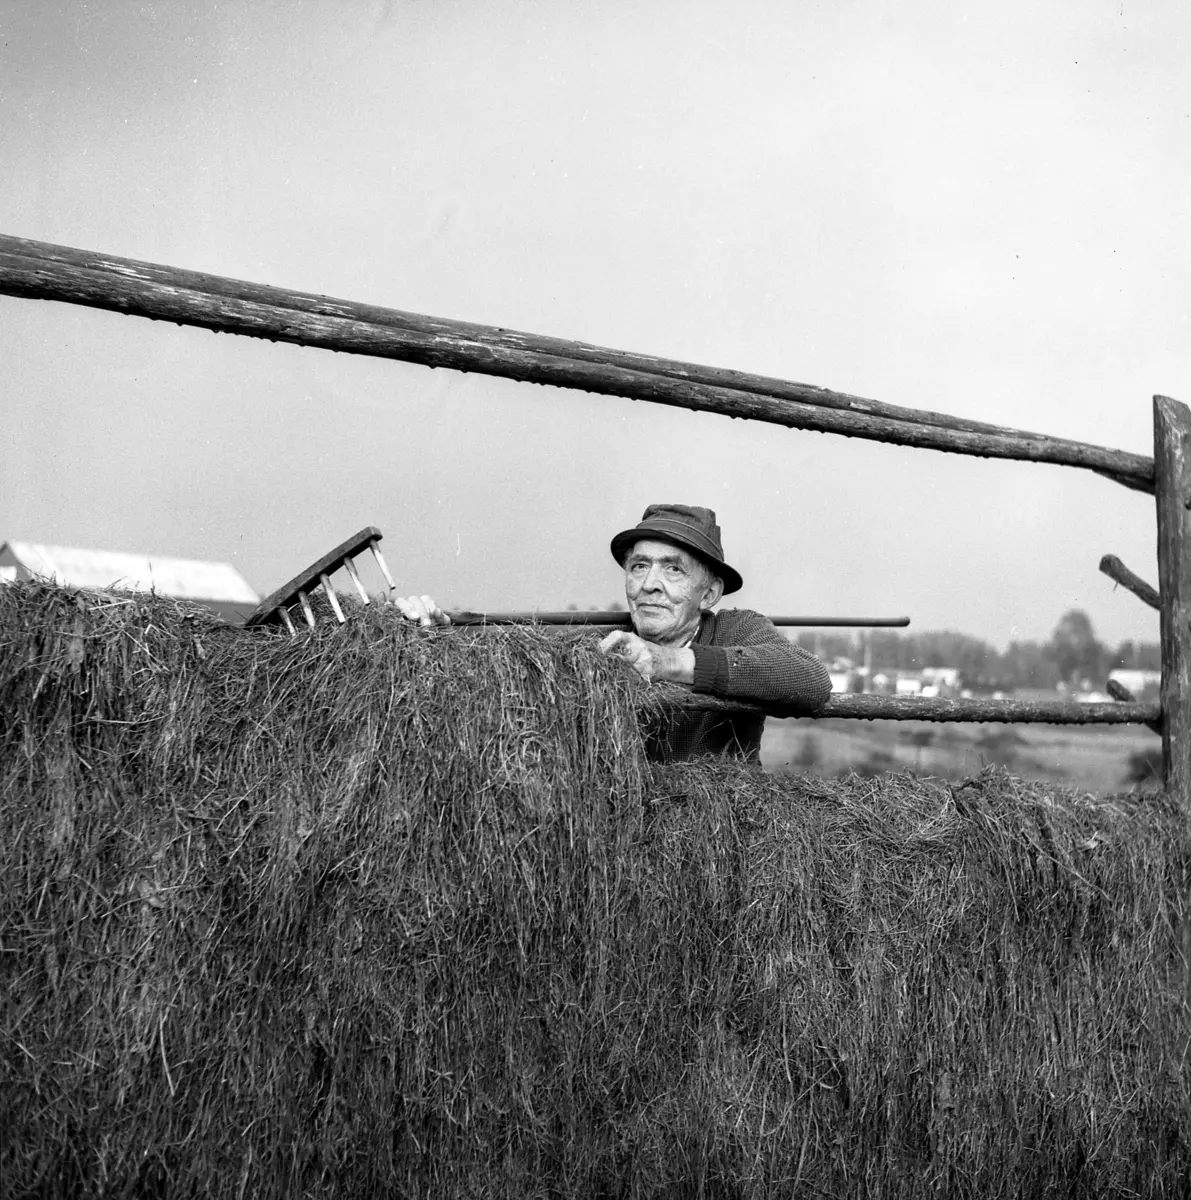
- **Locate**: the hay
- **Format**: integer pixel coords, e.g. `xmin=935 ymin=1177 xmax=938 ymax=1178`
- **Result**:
xmin=2 ymin=580 xmax=1189 ymax=1198
xmin=634 ymin=764 xmax=1191 ymax=1196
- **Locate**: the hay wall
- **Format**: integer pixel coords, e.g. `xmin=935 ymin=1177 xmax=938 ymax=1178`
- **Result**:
xmin=2 ymin=581 xmax=1189 ymax=1198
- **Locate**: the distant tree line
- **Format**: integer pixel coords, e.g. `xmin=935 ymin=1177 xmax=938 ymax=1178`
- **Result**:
xmin=793 ymin=609 xmax=1159 ymax=694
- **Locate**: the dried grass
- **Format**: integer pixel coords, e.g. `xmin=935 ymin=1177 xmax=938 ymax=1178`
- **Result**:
xmin=2 ymin=581 xmax=1189 ymax=1198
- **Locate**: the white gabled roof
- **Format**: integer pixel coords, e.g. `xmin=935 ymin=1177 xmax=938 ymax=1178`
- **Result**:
xmin=0 ymin=541 xmax=259 ymax=604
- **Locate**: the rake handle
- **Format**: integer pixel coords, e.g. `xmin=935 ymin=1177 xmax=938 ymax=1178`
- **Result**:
xmin=445 ymin=611 xmax=910 ymax=628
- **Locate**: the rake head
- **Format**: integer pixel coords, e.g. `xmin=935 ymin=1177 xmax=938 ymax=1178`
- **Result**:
xmin=243 ymin=527 xmax=395 ymax=634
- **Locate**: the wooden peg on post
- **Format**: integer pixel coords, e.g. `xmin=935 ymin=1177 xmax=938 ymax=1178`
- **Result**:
xmin=1153 ymin=395 xmax=1191 ymax=800
xmin=1098 ymin=553 xmax=1161 ymax=611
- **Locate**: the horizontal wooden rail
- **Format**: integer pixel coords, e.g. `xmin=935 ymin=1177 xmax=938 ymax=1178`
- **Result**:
xmin=1107 ymin=678 xmax=1163 ymax=735
xmin=0 ymin=236 xmax=1091 ymax=444
xmin=642 ymin=687 xmax=1161 ymax=726
xmin=0 ymin=236 xmax=1155 ymax=491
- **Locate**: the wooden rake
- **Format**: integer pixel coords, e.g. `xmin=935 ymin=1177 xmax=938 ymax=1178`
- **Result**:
xmin=245 ymin=526 xmax=911 ymax=634
xmin=244 ymin=526 xmax=395 ymax=633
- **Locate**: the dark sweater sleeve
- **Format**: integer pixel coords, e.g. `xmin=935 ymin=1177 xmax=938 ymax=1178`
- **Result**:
xmin=690 ymin=609 xmax=833 ymax=711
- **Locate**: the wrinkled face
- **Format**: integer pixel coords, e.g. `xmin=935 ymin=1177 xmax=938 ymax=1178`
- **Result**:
xmin=623 ymin=539 xmax=723 ymax=645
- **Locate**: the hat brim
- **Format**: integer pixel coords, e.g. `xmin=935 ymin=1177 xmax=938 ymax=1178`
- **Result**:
xmin=610 ymin=527 xmax=743 ymax=595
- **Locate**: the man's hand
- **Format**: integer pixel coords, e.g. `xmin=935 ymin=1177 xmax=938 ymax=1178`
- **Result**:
xmin=599 ymin=630 xmax=695 ymax=684
xmin=394 ymin=594 xmax=452 ymax=627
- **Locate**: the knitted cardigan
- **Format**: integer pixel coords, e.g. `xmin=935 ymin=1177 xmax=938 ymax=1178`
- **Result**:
xmin=646 ymin=607 xmax=832 ymax=763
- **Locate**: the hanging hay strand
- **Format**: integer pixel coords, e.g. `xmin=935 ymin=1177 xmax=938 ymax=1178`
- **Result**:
xmin=2 ymin=580 xmax=1189 ymax=1197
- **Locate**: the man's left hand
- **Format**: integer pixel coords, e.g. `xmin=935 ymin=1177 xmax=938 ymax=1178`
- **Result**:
xmin=598 ymin=631 xmax=695 ymax=684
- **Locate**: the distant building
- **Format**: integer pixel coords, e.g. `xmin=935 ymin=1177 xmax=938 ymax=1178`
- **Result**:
xmin=889 ymin=667 xmax=961 ymax=699
xmin=0 ymin=540 xmax=259 ymax=623
xmin=921 ymin=667 xmax=960 ymax=691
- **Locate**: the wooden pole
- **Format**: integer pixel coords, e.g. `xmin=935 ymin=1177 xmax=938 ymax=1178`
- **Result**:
xmin=640 ymin=686 xmax=1159 ymax=726
xmin=0 ymin=237 xmax=1155 ymax=491
xmin=0 ymin=235 xmax=1126 ymax=444
xmin=1153 ymin=395 xmax=1191 ymax=799
xmin=1106 ymin=678 xmax=1162 ymax=736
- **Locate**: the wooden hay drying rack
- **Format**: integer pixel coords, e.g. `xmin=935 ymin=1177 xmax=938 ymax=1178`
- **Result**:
xmin=0 ymin=235 xmax=1182 ymax=795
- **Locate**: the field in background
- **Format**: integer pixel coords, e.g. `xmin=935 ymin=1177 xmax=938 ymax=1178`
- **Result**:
xmin=762 ymin=714 xmax=1161 ymax=794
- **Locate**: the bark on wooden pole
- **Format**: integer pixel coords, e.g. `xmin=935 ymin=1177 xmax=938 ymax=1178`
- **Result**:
xmin=1106 ymin=679 xmax=1163 ymax=735
xmin=0 ymin=236 xmax=1155 ymax=491
xmin=642 ymin=687 xmax=1159 ymax=726
xmin=1153 ymin=395 xmax=1191 ymax=800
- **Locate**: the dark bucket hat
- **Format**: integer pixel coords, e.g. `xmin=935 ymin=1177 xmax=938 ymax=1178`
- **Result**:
xmin=610 ymin=503 xmax=743 ymax=595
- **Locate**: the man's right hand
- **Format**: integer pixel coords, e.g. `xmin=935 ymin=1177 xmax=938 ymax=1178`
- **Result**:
xmin=600 ymin=630 xmax=695 ymax=684
xmin=394 ymin=595 xmax=452 ymax=627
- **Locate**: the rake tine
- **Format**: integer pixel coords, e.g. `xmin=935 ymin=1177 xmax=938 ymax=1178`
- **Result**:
xmin=297 ymin=589 xmax=316 ymax=629
xmin=344 ymin=555 xmax=370 ymax=605
xmin=279 ymin=607 xmax=297 ymax=637
xmin=370 ymin=539 xmax=396 ymax=592
xmin=245 ymin=527 xmax=383 ymax=630
xmin=320 ymin=573 xmax=346 ymax=624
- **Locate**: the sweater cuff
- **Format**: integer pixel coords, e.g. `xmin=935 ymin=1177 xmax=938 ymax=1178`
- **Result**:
xmin=691 ymin=644 xmax=729 ymax=694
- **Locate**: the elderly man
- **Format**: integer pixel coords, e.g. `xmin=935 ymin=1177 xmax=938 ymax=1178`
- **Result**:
xmin=396 ymin=503 xmax=832 ymax=762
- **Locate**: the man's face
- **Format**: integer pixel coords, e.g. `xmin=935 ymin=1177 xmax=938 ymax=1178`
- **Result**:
xmin=623 ymin=539 xmax=721 ymax=644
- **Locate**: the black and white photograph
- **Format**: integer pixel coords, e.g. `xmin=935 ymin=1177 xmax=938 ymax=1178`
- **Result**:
xmin=2 ymin=2 xmax=1188 ymax=1194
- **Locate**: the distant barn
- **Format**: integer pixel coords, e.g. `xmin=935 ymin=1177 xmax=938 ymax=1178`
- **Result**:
xmin=0 ymin=540 xmax=259 ymax=623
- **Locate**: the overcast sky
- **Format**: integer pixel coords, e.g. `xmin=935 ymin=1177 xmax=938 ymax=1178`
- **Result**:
xmin=2 ymin=0 xmax=1187 ymax=649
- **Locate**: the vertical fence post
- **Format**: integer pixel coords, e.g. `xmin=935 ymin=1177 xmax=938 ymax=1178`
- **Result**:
xmin=1153 ymin=395 xmax=1191 ymax=800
